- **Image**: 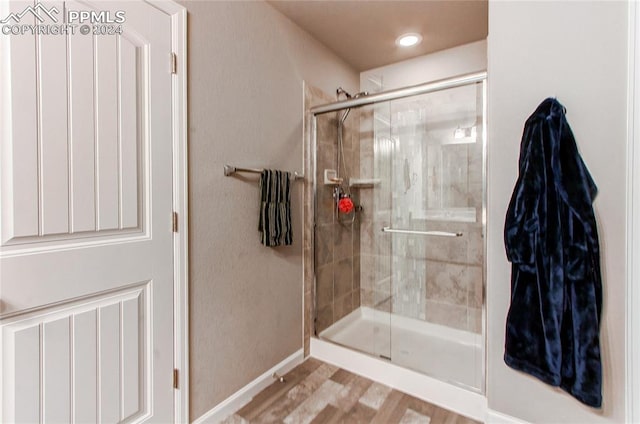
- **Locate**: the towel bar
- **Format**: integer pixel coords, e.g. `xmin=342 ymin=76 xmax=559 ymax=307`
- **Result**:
xmin=224 ymin=165 xmax=304 ymax=180
xmin=381 ymin=226 xmax=462 ymax=237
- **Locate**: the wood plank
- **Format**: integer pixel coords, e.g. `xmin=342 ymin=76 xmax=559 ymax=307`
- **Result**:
xmin=234 ymin=360 xmax=481 ymax=424
xmin=329 ymin=368 xmax=356 ymax=385
xmin=252 ymin=363 xmax=337 ymax=424
xmin=236 ymin=362 xmax=315 ymax=421
xmin=370 ymin=389 xmax=404 ymax=424
xmin=330 ymin=374 xmax=373 ymax=413
xmin=346 ymin=401 xmax=377 ymax=423
xmin=309 ymin=404 xmax=343 ymax=424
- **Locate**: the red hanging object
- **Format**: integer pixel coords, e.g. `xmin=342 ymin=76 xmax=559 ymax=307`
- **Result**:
xmin=338 ymin=196 xmax=354 ymax=214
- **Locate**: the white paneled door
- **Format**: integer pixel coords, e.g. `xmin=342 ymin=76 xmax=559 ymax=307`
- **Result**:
xmin=1 ymin=1 xmax=176 ymax=422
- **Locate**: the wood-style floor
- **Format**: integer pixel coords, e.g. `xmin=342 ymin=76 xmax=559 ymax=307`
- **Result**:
xmin=222 ymin=358 xmax=482 ymax=424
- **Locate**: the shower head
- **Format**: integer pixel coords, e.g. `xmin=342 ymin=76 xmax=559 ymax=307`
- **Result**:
xmin=336 ymin=87 xmax=352 ymax=99
xmin=336 ymin=88 xmax=369 ymax=124
xmin=336 ymin=88 xmax=369 ymax=101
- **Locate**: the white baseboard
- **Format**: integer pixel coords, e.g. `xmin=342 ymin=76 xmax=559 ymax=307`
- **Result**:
xmin=485 ymin=409 xmax=531 ymax=424
xmin=192 ymin=349 xmax=304 ymax=424
xmin=310 ymin=338 xmax=487 ymax=422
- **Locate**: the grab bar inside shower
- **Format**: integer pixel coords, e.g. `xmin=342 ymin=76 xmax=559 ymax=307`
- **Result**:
xmin=381 ymin=226 xmax=462 ymax=237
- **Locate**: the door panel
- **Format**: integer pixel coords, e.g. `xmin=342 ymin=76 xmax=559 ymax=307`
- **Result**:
xmin=1 ymin=1 xmax=175 ymax=422
xmin=2 ymin=284 xmax=150 ymax=422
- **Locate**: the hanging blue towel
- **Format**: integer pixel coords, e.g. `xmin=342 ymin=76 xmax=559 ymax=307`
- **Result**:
xmin=503 ymin=98 xmax=602 ymax=408
xmin=259 ymin=170 xmax=293 ymax=246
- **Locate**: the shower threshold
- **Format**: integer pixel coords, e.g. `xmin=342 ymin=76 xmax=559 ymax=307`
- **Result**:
xmin=319 ymin=306 xmax=483 ymax=391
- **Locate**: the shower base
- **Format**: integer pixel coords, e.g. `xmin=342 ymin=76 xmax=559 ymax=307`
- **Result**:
xmin=319 ymin=306 xmax=482 ymax=391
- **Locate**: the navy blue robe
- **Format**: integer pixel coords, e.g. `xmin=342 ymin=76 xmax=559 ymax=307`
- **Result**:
xmin=503 ymin=98 xmax=603 ymax=408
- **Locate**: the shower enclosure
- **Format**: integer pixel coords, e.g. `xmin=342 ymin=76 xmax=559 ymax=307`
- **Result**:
xmin=310 ymin=73 xmax=486 ymax=392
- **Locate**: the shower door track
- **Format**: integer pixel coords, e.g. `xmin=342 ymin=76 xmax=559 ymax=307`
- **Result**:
xmin=310 ymin=71 xmax=487 ymax=116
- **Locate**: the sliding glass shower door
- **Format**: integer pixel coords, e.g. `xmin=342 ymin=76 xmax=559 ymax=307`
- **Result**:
xmin=378 ymin=82 xmax=485 ymax=390
xmin=314 ymin=75 xmax=486 ymax=393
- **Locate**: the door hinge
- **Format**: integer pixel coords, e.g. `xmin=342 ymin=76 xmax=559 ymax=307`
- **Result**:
xmin=173 ymin=368 xmax=179 ymax=389
xmin=171 ymin=52 xmax=177 ymax=74
xmin=172 ymin=211 xmax=178 ymax=233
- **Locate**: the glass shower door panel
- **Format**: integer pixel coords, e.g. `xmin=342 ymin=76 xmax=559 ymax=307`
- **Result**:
xmin=367 ymin=101 xmax=392 ymax=361
xmin=383 ymin=83 xmax=485 ymax=391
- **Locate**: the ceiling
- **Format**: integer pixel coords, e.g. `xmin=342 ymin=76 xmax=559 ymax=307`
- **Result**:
xmin=268 ymin=0 xmax=488 ymax=72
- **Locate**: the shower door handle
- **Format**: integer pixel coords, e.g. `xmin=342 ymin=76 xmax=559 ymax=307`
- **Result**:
xmin=381 ymin=227 xmax=463 ymax=237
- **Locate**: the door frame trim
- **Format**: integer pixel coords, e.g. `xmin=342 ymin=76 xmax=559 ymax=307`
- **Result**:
xmin=627 ymin=0 xmax=639 ymax=421
xmin=147 ymin=1 xmax=189 ymax=422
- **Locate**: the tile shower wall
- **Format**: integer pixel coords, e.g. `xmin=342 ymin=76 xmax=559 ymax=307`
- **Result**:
xmin=358 ymin=84 xmax=484 ymax=334
xmin=309 ymin=86 xmax=362 ymax=335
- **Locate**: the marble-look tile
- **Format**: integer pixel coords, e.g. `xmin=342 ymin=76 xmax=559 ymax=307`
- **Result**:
xmin=334 ymin=293 xmax=353 ymax=322
xmin=375 ymin=294 xmax=392 ymax=313
xmin=399 ymin=408 xmax=431 ymax=424
xmin=283 ymin=379 xmax=343 ymax=424
xmin=425 ymin=300 xmax=468 ymax=331
xmin=361 ymin=220 xmax=391 ymax=258
xmin=360 ymin=288 xmax=374 ymax=308
xmin=316 ymin=264 xmax=333 ymax=308
xmin=359 ymin=148 xmax=374 ymax=182
xmin=466 ymin=225 xmax=484 ymax=265
xmin=316 ymin=136 xmax=337 ymax=173
xmin=468 ymin=307 xmax=482 ymax=334
xmin=315 ymin=304 xmax=333 ymax=334
xmin=316 ymin=184 xmax=336 ymax=226
xmin=468 ymin=181 xmax=484 ymax=211
xmin=353 ymin=255 xmax=361 ymax=291
xmin=317 ymin=115 xmax=338 ymax=147
xmin=333 ymin=222 xmax=353 ymax=261
xmin=306 ymin=84 xmax=334 ymax=105
xmin=352 ymin=289 xmax=361 ymax=308
xmin=314 ymin=224 xmax=333 ymax=267
xmin=467 ymin=265 xmax=484 ymax=308
xmin=360 ymin=255 xmax=376 ymax=291
xmin=359 ymin=382 xmax=393 ymax=410
xmin=425 ymin=261 xmax=468 ymax=306
xmin=357 ymin=190 xmax=374 ymax=222
xmin=334 ymin=257 xmax=353 ymax=299
xmin=424 ymin=233 xmax=468 ymax=263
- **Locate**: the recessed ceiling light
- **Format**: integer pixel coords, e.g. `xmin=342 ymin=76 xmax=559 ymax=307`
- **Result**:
xmin=396 ymin=33 xmax=422 ymax=47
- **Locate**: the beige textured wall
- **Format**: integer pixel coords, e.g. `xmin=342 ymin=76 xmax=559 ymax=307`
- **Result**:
xmin=487 ymin=1 xmax=628 ymax=422
xmin=180 ymin=1 xmax=358 ymax=419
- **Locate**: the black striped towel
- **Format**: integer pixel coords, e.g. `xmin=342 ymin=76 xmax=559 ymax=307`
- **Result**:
xmin=258 ymin=170 xmax=293 ymax=246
